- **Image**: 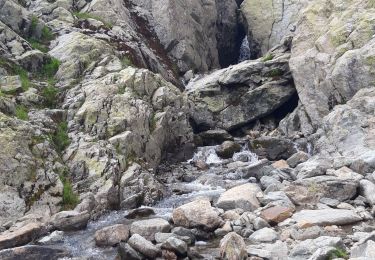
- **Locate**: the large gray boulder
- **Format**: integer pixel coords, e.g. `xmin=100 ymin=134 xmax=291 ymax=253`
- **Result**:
xmin=130 ymin=218 xmax=170 ymax=241
xmin=217 ymin=183 xmax=262 ymax=211
xmin=292 ymin=209 xmax=362 ymax=227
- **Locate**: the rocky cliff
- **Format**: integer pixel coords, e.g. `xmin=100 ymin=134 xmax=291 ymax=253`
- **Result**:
xmin=0 ymin=0 xmax=375 ymax=259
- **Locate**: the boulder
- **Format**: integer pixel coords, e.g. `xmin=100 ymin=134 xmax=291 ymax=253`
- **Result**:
xmin=292 ymin=209 xmax=362 ymax=227
xmin=95 ymin=224 xmax=130 ymax=247
xmin=172 ymin=198 xmax=223 ymax=231
xmin=125 ymin=208 xmax=155 ymax=219
xmin=287 ymin=151 xmax=309 ymax=168
xmin=0 ymin=76 xmax=23 ymax=95
xmin=50 ymin=211 xmax=90 ymax=231
xmin=247 ymin=241 xmax=288 ymax=259
xmin=220 ymin=232 xmax=247 ymax=260
xmin=118 ymin=242 xmax=144 ymax=260
xmin=249 ymin=137 xmax=297 ymax=160
xmin=217 ymin=183 xmax=262 ymax=212
xmin=161 ymin=237 xmax=187 ymax=256
xmin=37 ymin=231 xmax=64 ymax=245
xmin=351 ymin=240 xmax=375 ymax=259
xmin=289 ymin=236 xmax=344 ymax=259
xmin=127 ymin=234 xmax=160 ymax=259
xmin=216 ymin=141 xmax=241 ymax=159
xmin=130 ymin=218 xmax=170 ymax=241
xmin=0 ymin=222 xmax=43 ymax=250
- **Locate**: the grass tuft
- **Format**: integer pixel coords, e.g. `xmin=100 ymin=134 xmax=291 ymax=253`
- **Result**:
xmin=262 ymin=53 xmax=274 ymax=62
xmin=328 ymin=247 xmax=348 ymax=260
xmin=42 ymin=84 xmax=59 ymax=108
xmin=52 ymin=122 xmax=70 ymax=153
xmin=40 ymin=57 xmax=60 ymax=79
xmin=73 ymin=11 xmax=113 ymax=28
xmin=121 ymin=56 xmax=133 ymax=67
xmin=59 ymin=171 xmax=79 ymax=210
xmin=15 ymin=105 xmax=29 ymax=120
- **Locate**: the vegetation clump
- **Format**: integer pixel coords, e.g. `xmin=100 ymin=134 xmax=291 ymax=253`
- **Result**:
xmin=28 ymin=15 xmax=55 ymax=52
xmin=40 ymin=58 xmax=60 ymax=79
xmin=52 ymin=122 xmax=70 ymax=153
xmin=328 ymin=247 xmax=348 ymax=260
xmin=15 ymin=105 xmax=29 ymax=120
xmin=73 ymin=12 xmax=113 ymax=28
xmin=59 ymin=171 xmax=79 ymax=210
xmin=42 ymin=84 xmax=59 ymax=108
xmin=262 ymin=53 xmax=274 ymax=62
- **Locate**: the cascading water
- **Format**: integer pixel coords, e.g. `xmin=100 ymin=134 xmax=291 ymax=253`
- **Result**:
xmin=237 ymin=35 xmax=251 ymax=63
xmin=232 ymin=143 xmax=259 ymax=164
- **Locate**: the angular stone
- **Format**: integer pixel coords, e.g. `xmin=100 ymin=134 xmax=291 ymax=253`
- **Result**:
xmin=50 ymin=211 xmax=90 ymax=231
xmin=272 ymin=160 xmax=289 ymax=169
xmin=0 ymin=245 xmax=69 ymax=260
xmin=261 ymin=206 xmax=293 ymax=224
xmin=172 ymin=199 xmax=223 ymax=231
xmin=161 ymin=237 xmax=187 ymax=256
xmin=292 ymin=209 xmax=362 ymax=227
xmin=95 ymin=224 xmax=130 ymax=247
xmin=118 ymin=242 xmax=144 ymax=260
xmin=215 ymin=141 xmax=241 ymax=159
xmin=128 ymin=234 xmax=160 ymax=259
xmin=351 ymin=240 xmax=375 ymax=259
xmin=0 ymin=222 xmax=43 ymax=250
xmin=217 ymin=183 xmax=262 ymax=212
xmin=359 ymin=180 xmax=375 ymax=205
xmin=287 ymin=151 xmax=309 ymax=168
xmin=130 ymin=218 xmax=170 ymax=241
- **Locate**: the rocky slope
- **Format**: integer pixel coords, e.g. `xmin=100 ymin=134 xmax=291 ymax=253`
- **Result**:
xmin=0 ymin=0 xmax=375 ymax=259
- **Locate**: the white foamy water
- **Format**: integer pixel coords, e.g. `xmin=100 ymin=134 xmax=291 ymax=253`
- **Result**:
xmin=232 ymin=144 xmax=259 ymax=164
xmin=238 ymin=36 xmax=251 ymax=63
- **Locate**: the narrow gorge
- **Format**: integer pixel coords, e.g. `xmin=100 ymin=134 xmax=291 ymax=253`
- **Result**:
xmin=0 ymin=0 xmax=375 ymax=259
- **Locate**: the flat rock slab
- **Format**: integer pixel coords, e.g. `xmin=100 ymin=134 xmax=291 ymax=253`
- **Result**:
xmin=130 ymin=218 xmax=170 ymax=241
xmin=128 ymin=234 xmax=160 ymax=258
xmin=292 ymin=209 xmax=362 ymax=227
xmin=50 ymin=211 xmax=90 ymax=231
xmin=95 ymin=224 xmax=130 ymax=247
xmin=0 ymin=245 xmax=69 ymax=260
xmin=0 ymin=222 xmax=43 ymax=250
xmin=217 ymin=183 xmax=262 ymax=211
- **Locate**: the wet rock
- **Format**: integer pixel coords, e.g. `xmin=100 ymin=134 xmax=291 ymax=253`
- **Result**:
xmin=50 ymin=211 xmax=90 ymax=231
xmin=128 ymin=234 xmax=160 ymax=259
xmin=220 ymin=232 xmax=247 ymax=260
xmin=217 ymin=183 xmax=262 ymax=211
xmin=118 ymin=242 xmax=144 ymax=260
xmin=171 ymin=227 xmax=196 ymax=243
xmin=155 ymin=233 xmax=192 ymax=245
xmin=125 ymin=208 xmax=155 ymax=219
xmin=287 ymin=151 xmax=309 ymax=168
xmin=95 ymin=224 xmax=130 ymax=247
xmin=196 ymin=130 xmax=234 ymax=146
xmin=216 ymin=141 xmax=241 ymax=159
xmin=249 ymin=227 xmax=279 ymax=243
xmin=37 ymin=231 xmax=64 ymax=245
xmin=0 ymin=245 xmax=69 ymax=260
xmin=292 ymin=209 xmax=362 ymax=227
xmin=261 ymin=191 xmax=295 ymax=209
xmin=359 ymin=180 xmax=375 ymax=205
xmin=0 ymin=222 xmax=43 ymax=250
xmin=161 ymin=237 xmax=187 ymax=256
xmin=172 ymin=198 xmax=223 ymax=231
xmin=249 ymin=137 xmax=298 ymax=160
xmin=130 ymin=218 xmax=171 ymax=241
xmin=260 ymin=206 xmax=293 ymax=225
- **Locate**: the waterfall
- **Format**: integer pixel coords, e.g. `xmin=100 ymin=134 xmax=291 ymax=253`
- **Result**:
xmin=237 ymin=35 xmax=251 ymax=63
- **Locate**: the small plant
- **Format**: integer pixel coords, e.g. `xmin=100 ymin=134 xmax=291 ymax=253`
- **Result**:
xmin=0 ymin=90 xmax=4 ymax=97
xmin=262 ymin=53 xmax=274 ymax=62
xmin=121 ymin=56 xmax=133 ymax=67
xmin=28 ymin=38 xmax=48 ymax=53
xmin=73 ymin=12 xmax=113 ymax=28
xmin=268 ymin=68 xmax=283 ymax=77
xmin=52 ymin=122 xmax=70 ymax=153
xmin=60 ymin=172 xmax=79 ymax=210
xmin=15 ymin=105 xmax=29 ymax=120
xmin=42 ymin=84 xmax=59 ymax=108
xmin=13 ymin=65 xmax=30 ymax=91
xmin=30 ymin=15 xmax=39 ymax=32
xmin=328 ymin=247 xmax=348 ymax=260
xmin=149 ymin=114 xmax=158 ymax=132
xmin=40 ymin=57 xmax=60 ymax=79
xmin=41 ymin=25 xmax=54 ymax=41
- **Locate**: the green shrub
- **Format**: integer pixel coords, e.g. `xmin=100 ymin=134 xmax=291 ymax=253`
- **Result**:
xmin=328 ymin=247 xmax=348 ymax=260
xmin=28 ymin=38 xmax=48 ymax=53
xmin=40 ymin=58 xmax=60 ymax=79
xmin=52 ymin=122 xmax=70 ymax=153
xmin=13 ymin=66 xmax=30 ymax=91
xmin=73 ymin=12 xmax=113 ymax=28
xmin=30 ymin=15 xmax=39 ymax=32
xmin=15 ymin=105 xmax=29 ymax=120
xmin=42 ymin=84 xmax=59 ymax=108
xmin=41 ymin=26 xmax=54 ymax=41
xmin=60 ymin=173 xmax=79 ymax=210
xmin=268 ymin=68 xmax=283 ymax=77
xmin=121 ymin=56 xmax=133 ymax=67
xmin=262 ymin=53 xmax=274 ymax=62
